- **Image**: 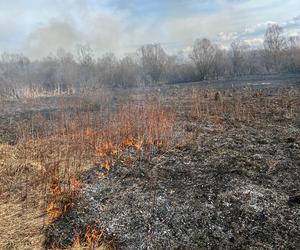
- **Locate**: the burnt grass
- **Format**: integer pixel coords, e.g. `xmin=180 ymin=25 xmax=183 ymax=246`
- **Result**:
xmin=2 ymin=80 xmax=299 ymax=249
xmin=44 ymin=130 xmax=300 ymax=249
xmin=43 ymin=85 xmax=300 ymax=249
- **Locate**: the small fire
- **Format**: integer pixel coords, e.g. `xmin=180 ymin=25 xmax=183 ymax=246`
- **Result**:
xmin=95 ymin=145 xmax=105 ymax=157
xmin=90 ymin=101 xmax=174 ymax=173
xmin=123 ymin=136 xmax=143 ymax=150
xmin=154 ymin=139 xmax=165 ymax=149
xmin=72 ymin=226 xmax=106 ymax=248
xmin=84 ymin=225 xmax=104 ymax=247
xmin=47 ymin=177 xmax=81 ymax=223
xmin=85 ymin=128 xmax=97 ymax=137
xmin=73 ymin=233 xmax=81 ymax=248
xmin=70 ymin=177 xmax=80 ymax=192
xmin=96 ymin=142 xmax=118 ymax=157
xmin=134 ymin=138 xmax=143 ymax=151
xmin=50 ymin=181 xmax=62 ymax=196
xmin=102 ymin=159 xmax=110 ymax=170
xmin=47 ymin=201 xmax=62 ymax=222
xmin=99 ymin=172 xmax=105 ymax=178
xmin=123 ymin=136 xmax=135 ymax=147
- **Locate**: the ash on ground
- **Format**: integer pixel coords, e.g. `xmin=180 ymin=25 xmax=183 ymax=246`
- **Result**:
xmin=44 ymin=119 xmax=300 ymax=249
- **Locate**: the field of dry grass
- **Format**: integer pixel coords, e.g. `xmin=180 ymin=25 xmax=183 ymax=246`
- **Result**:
xmin=0 ymin=83 xmax=299 ymax=249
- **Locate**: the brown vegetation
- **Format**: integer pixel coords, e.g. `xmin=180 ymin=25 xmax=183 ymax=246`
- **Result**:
xmin=0 ymin=84 xmax=299 ymax=249
xmin=0 ymin=92 xmax=175 ymax=249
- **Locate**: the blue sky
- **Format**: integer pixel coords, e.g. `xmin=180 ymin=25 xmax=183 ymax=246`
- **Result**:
xmin=0 ymin=0 xmax=299 ymax=58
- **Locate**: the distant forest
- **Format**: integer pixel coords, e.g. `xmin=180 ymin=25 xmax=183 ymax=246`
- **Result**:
xmin=1 ymin=24 xmax=300 ymax=97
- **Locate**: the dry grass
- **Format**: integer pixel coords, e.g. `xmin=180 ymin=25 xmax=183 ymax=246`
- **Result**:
xmin=0 ymin=86 xmax=299 ymax=249
xmin=0 ymin=93 xmax=175 ymax=249
xmin=190 ymin=87 xmax=298 ymax=125
xmin=0 ymin=143 xmax=45 ymax=249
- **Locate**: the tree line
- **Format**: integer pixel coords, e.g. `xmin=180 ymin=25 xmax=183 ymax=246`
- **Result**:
xmin=0 ymin=24 xmax=300 ymax=97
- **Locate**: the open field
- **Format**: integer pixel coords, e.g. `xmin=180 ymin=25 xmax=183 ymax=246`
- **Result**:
xmin=1 ymin=1 xmax=300 ymax=249
xmin=0 ymin=78 xmax=300 ymax=249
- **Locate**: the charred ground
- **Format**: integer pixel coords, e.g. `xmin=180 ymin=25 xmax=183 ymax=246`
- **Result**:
xmin=1 ymin=79 xmax=300 ymax=249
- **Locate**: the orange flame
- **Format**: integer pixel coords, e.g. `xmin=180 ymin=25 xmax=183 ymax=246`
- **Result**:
xmin=84 ymin=225 xmax=104 ymax=247
xmin=47 ymin=201 xmax=62 ymax=222
xmin=85 ymin=128 xmax=97 ymax=137
xmin=50 ymin=182 xmax=62 ymax=196
xmin=73 ymin=233 xmax=81 ymax=248
xmin=102 ymin=160 xmax=110 ymax=170
xmin=70 ymin=177 xmax=80 ymax=192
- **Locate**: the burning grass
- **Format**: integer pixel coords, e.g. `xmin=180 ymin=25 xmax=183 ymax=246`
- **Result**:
xmin=0 ymin=84 xmax=299 ymax=249
xmin=0 ymin=93 xmax=176 ymax=249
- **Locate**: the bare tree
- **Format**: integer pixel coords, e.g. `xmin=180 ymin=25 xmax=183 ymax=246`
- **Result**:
xmin=285 ymin=36 xmax=300 ymax=73
xmin=264 ymin=24 xmax=286 ymax=72
xmin=0 ymin=53 xmax=30 ymax=97
xmin=115 ymin=55 xmax=140 ymax=87
xmin=77 ymin=44 xmax=94 ymax=66
xmin=138 ymin=44 xmax=167 ymax=83
xmin=230 ymin=39 xmax=245 ymax=76
xmin=76 ymin=44 xmax=95 ymax=89
xmin=96 ymin=53 xmax=117 ymax=87
xmin=163 ymin=53 xmax=197 ymax=84
xmin=212 ymin=47 xmax=230 ymax=79
xmin=56 ymin=48 xmax=77 ymax=92
xmin=245 ymin=49 xmax=266 ymax=74
xmin=1 ymin=23 xmax=300 ymax=96
xmin=190 ymin=38 xmax=216 ymax=80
